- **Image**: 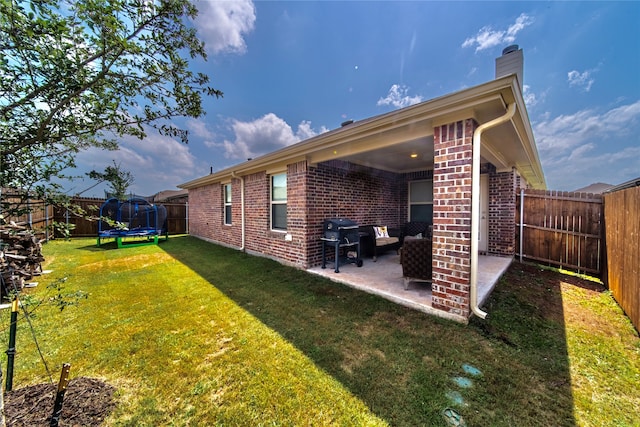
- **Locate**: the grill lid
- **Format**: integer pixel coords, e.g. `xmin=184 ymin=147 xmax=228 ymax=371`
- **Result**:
xmin=324 ymin=218 xmax=359 ymax=230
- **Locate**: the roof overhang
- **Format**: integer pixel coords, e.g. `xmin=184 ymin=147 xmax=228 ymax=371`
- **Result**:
xmin=180 ymin=75 xmax=546 ymax=190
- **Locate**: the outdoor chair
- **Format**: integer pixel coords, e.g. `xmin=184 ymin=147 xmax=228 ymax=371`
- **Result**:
xmin=403 ymin=221 xmax=432 ymax=241
xmin=359 ymin=225 xmax=401 ymax=261
xmin=400 ymin=236 xmax=433 ymax=290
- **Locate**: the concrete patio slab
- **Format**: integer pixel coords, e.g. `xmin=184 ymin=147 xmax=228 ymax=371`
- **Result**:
xmin=307 ymin=253 xmax=512 ymax=321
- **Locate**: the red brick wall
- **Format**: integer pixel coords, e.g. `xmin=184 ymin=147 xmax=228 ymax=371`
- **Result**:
xmin=187 ymin=180 xmax=242 ymax=247
xmin=489 ymin=168 xmax=517 ymax=255
xmin=431 ymin=119 xmax=476 ymax=319
xmin=187 ymin=160 xmax=403 ymax=268
xmin=243 ymin=161 xmax=310 ymax=268
xmin=305 ymin=160 xmax=403 ymax=266
xmin=187 ymin=184 xmax=220 ymax=241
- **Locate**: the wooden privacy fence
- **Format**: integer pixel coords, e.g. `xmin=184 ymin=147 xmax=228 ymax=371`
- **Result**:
xmin=516 ymin=189 xmax=604 ymax=276
xmin=1 ymin=190 xmax=55 ymax=240
xmin=55 ymin=198 xmax=189 ymax=237
xmin=603 ymin=185 xmax=639 ymax=334
xmin=3 ymin=196 xmax=188 ymax=237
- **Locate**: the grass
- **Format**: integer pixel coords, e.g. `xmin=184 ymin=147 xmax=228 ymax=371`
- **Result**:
xmin=4 ymin=236 xmax=639 ymax=426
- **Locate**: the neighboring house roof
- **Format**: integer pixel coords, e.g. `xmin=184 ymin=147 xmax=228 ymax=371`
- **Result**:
xmin=180 ymin=74 xmax=546 ymax=190
xmin=574 ymin=182 xmax=614 ymax=194
xmin=152 ymin=189 xmax=188 ymax=202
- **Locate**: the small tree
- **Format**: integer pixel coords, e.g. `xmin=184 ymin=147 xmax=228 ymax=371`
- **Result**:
xmin=0 ymin=0 xmax=222 ymax=218
xmin=87 ymin=161 xmax=135 ymax=201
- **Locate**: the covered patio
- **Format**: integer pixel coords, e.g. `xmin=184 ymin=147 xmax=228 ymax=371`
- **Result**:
xmin=307 ymin=253 xmax=512 ymax=322
xmin=181 ymin=52 xmax=545 ymax=323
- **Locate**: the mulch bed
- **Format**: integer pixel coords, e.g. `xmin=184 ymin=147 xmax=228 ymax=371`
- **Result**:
xmin=4 ymin=377 xmax=116 ymax=426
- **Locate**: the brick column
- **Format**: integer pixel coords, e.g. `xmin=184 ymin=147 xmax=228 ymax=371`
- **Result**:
xmin=488 ymin=169 xmax=517 ymax=256
xmin=432 ymin=119 xmax=477 ymax=319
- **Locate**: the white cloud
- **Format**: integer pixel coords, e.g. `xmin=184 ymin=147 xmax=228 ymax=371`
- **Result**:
xmin=535 ymin=100 xmax=640 ymax=155
xmin=567 ymin=69 xmax=595 ymax=92
xmin=462 ymin=13 xmax=533 ymax=52
xmin=192 ymin=0 xmax=256 ymax=54
xmin=523 ymin=85 xmax=548 ymax=109
xmin=377 ymin=84 xmax=424 ymax=109
xmin=409 ymin=30 xmax=417 ymax=54
xmin=543 ymin=144 xmax=640 ymax=191
xmin=213 ymin=113 xmax=328 ymax=160
xmin=186 ymin=118 xmax=214 ymax=139
xmin=534 ymin=100 xmax=640 ymax=190
xmin=74 ymin=128 xmax=202 ymax=196
xmin=523 ymin=85 xmax=537 ymax=107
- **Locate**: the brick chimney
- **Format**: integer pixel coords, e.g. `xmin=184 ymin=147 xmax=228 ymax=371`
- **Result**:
xmin=496 ymin=45 xmax=523 ymax=91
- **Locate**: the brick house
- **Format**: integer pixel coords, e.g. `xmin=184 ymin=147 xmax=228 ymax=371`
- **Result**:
xmin=180 ymin=46 xmax=546 ymax=323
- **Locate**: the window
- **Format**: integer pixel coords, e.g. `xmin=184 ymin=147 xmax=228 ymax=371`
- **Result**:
xmin=224 ymin=183 xmax=232 ymax=225
xmin=409 ymin=180 xmax=433 ymax=222
xmin=271 ymin=173 xmax=287 ymax=231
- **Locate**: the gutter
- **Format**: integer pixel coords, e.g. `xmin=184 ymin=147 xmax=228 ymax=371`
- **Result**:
xmin=231 ymin=172 xmax=245 ymax=251
xmin=470 ymin=102 xmax=516 ymax=319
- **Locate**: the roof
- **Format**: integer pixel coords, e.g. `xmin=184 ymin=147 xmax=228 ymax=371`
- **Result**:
xmin=574 ymin=182 xmax=614 ymax=194
xmin=152 ymin=189 xmax=188 ymax=202
xmin=180 ymin=74 xmax=546 ymax=190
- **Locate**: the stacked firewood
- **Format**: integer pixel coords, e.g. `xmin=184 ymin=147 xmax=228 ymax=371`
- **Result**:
xmin=0 ymin=221 xmax=45 ymax=296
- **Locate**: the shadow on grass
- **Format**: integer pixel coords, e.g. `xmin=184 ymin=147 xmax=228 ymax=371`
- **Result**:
xmin=76 ymin=237 xmax=173 ymax=252
xmin=160 ymin=235 xmax=577 ymax=426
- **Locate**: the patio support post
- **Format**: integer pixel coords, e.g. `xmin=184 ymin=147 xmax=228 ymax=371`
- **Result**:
xmin=432 ymin=119 xmax=477 ymax=320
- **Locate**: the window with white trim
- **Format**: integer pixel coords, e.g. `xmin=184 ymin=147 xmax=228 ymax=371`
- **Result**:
xmin=409 ymin=179 xmax=433 ymax=222
xmin=224 ymin=183 xmax=232 ymax=225
xmin=270 ymin=173 xmax=287 ymax=231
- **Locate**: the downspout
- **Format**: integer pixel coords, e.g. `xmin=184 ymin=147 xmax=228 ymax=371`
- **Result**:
xmin=470 ymin=102 xmax=516 ymax=319
xmin=231 ymin=172 xmax=245 ymax=251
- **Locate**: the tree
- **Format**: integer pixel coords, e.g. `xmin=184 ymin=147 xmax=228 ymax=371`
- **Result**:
xmin=0 ymin=0 xmax=221 ymax=218
xmin=87 ymin=161 xmax=135 ymax=200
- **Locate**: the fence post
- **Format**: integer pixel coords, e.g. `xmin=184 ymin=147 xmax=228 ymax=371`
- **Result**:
xmin=27 ymin=198 xmax=32 ymax=229
xmin=519 ymin=188 xmax=524 ymax=264
xmin=185 ymin=202 xmax=189 ymax=234
xmin=45 ymin=202 xmax=50 ymax=242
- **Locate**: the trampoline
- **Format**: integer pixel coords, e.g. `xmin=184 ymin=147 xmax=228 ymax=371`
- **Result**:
xmin=97 ymin=197 xmax=168 ymax=248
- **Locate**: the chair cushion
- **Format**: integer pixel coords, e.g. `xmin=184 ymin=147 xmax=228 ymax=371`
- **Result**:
xmin=375 ymin=236 xmax=399 ymax=247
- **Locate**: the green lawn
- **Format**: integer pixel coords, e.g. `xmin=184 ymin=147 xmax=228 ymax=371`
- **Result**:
xmin=5 ymin=236 xmax=639 ymax=426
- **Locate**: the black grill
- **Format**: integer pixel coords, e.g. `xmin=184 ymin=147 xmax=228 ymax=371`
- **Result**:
xmin=323 ymin=218 xmax=359 ymax=244
xmin=321 ymin=218 xmax=363 ymax=273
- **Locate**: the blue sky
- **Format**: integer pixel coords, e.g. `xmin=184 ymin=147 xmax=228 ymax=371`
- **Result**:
xmin=72 ymin=1 xmax=640 ymax=197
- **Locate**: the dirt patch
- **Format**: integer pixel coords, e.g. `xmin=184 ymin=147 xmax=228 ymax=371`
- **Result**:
xmin=501 ymin=263 xmax=605 ymax=324
xmin=4 ymin=377 xmax=116 ymax=426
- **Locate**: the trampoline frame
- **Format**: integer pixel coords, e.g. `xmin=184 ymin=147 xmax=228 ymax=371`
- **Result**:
xmin=97 ymin=198 xmax=168 ymax=248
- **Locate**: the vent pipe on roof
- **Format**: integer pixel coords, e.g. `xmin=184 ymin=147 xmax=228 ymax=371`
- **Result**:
xmin=496 ymin=45 xmax=523 ymax=91
xmin=341 ymin=119 xmax=354 ymax=127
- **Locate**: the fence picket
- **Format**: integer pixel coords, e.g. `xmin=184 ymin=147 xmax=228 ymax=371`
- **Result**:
xmin=604 ymin=186 xmax=640 ymax=333
xmin=516 ymin=189 xmax=603 ymax=276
